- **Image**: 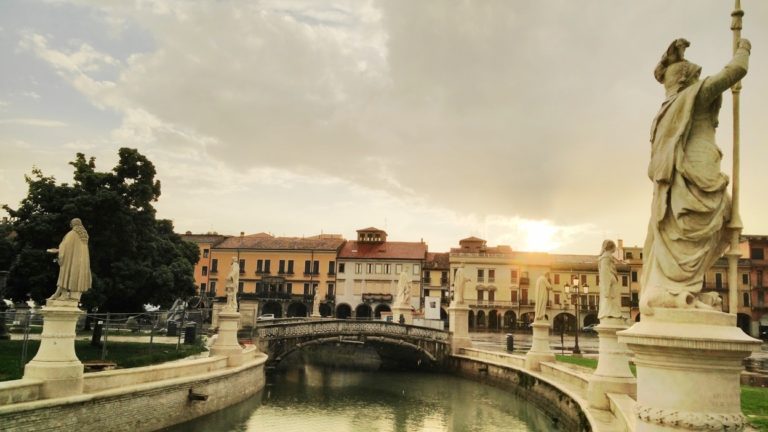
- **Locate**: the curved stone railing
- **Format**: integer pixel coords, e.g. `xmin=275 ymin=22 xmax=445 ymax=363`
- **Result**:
xmin=256 ymin=319 xmax=450 ymax=342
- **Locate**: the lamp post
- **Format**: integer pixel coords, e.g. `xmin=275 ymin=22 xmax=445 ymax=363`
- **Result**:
xmin=565 ymin=277 xmax=589 ymax=355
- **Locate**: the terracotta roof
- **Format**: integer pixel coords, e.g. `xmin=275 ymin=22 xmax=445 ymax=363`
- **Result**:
xmin=216 ymin=234 xmax=345 ymax=251
xmin=357 ymin=227 xmax=385 ymax=232
xmin=181 ymin=234 xmax=228 ymax=245
xmin=339 ymin=241 xmax=427 ymax=260
xmin=459 ymin=236 xmax=485 ymax=243
xmin=425 ymin=252 xmax=450 ymax=269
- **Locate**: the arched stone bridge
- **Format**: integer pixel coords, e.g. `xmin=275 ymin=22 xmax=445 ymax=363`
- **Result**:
xmin=255 ymin=320 xmax=451 ymax=367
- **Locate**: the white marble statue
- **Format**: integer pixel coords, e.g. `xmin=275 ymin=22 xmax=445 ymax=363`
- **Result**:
xmin=312 ymin=289 xmax=320 ymax=316
xmin=47 ymin=218 xmax=92 ymax=302
xmin=396 ymin=269 xmax=411 ymax=307
xmin=533 ymin=273 xmax=552 ymax=321
xmin=640 ymin=37 xmax=751 ymax=315
xmin=598 ymin=240 xmax=623 ymax=320
xmin=453 ymin=263 xmax=469 ymax=304
xmin=224 ymin=257 xmax=239 ymax=311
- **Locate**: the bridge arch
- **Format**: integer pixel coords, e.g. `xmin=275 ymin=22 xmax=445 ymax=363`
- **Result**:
xmin=355 ymin=304 xmax=372 ymax=320
xmin=336 ymin=303 xmax=352 ymax=319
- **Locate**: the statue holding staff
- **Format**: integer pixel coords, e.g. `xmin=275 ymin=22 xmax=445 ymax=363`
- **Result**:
xmin=640 ymin=37 xmax=751 ymax=315
xmin=47 ymin=218 xmax=91 ymax=302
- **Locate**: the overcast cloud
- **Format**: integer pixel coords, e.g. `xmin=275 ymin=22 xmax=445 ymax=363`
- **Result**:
xmin=1 ymin=0 xmax=767 ymax=253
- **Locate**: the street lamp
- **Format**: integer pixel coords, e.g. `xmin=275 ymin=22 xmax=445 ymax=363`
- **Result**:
xmin=564 ymin=277 xmax=589 ymax=355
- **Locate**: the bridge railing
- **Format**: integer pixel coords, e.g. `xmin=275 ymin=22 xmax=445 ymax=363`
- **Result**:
xmin=256 ymin=319 xmax=449 ymax=342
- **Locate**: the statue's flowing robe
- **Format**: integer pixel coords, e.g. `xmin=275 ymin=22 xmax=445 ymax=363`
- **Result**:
xmin=397 ymin=272 xmax=411 ymax=306
xmin=453 ymin=268 xmax=466 ymax=303
xmin=598 ymin=251 xmax=622 ymax=319
xmin=534 ymin=276 xmax=550 ymax=321
xmin=641 ymin=49 xmax=748 ymax=299
xmin=225 ymin=261 xmax=239 ymax=310
xmin=57 ymin=229 xmax=92 ymax=293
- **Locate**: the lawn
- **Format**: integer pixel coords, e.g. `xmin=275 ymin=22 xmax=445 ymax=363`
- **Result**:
xmin=0 ymin=340 xmax=207 ymax=382
xmin=556 ymin=355 xmax=768 ymax=429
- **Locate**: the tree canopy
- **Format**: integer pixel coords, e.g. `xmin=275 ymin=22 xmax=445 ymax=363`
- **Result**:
xmin=3 ymin=148 xmax=199 ymax=312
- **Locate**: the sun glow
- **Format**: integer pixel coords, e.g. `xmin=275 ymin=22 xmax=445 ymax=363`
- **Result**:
xmin=519 ymin=220 xmax=559 ymax=252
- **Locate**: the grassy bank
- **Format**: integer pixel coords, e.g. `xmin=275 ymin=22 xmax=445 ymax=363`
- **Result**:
xmin=0 ymin=340 xmax=207 ymax=382
xmin=555 ymin=355 xmax=768 ymax=429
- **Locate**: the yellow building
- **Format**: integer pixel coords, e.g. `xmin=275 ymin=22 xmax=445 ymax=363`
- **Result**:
xmin=423 ymin=252 xmax=450 ymax=318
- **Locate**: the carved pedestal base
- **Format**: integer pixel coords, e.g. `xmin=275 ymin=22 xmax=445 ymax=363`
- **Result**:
xmin=23 ymin=299 xmax=84 ymax=398
xmin=391 ymin=305 xmax=413 ymax=325
xmin=448 ymin=303 xmax=472 ymax=355
xmin=210 ymin=310 xmax=248 ymax=367
xmin=587 ymin=318 xmax=636 ymax=409
xmin=525 ymin=320 xmax=554 ymax=371
xmin=618 ymin=309 xmax=761 ymax=431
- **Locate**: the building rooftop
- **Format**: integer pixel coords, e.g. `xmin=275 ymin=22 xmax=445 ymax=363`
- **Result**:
xmin=339 ymin=241 xmax=427 ymax=260
xmin=216 ymin=233 xmax=345 ymax=251
xmin=180 ymin=233 xmax=229 ymax=245
xmin=425 ymin=252 xmax=450 ymax=270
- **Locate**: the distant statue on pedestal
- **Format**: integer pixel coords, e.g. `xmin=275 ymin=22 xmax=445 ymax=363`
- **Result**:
xmin=47 ymin=218 xmax=91 ymax=302
xmin=396 ymin=269 xmax=411 ymax=307
xmin=641 ymin=37 xmax=751 ymax=315
xmin=452 ymin=263 xmax=469 ymax=305
xmin=534 ymin=273 xmax=552 ymax=321
xmin=224 ymin=257 xmax=239 ymax=312
xmin=598 ymin=240 xmax=623 ymax=320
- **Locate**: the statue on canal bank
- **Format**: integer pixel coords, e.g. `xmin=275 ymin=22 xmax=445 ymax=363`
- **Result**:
xmin=452 ymin=263 xmax=469 ymax=304
xmin=640 ymin=37 xmax=751 ymax=315
xmin=533 ymin=273 xmax=552 ymax=321
xmin=47 ymin=218 xmax=91 ymax=302
xmin=224 ymin=257 xmax=239 ymax=311
xmin=396 ymin=269 xmax=411 ymax=307
xmin=598 ymin=240 xmax=623 ymax=320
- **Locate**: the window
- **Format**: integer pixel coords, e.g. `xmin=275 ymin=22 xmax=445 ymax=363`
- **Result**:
xmin=751 ymin=247 xmax=765 ymax=260
xmin=715 ymin=273 xmax=723 ymax=289
xmin=477 ymin=269 xmax=484 ymax=282
xmin=339 ymin=263 xmax=345 ymax=273
xmin=631 ymin=271 xmax=638 ymax=282
xmin=238 ymin=282 xmax=244 ymax=293
xmin=510 ymin=290 xmax=518 ymax=303
xmin=743 ymin=292 xmax=751 ymax=307
xmin=596 ymin=274 xmax=600 ymax=285
xmin=477 ymin=290 xmax=484 ymax=301
xmin=355 ymin=263 xmax=362 ymax=274
xmin=625 ymin=252 xmax=633 ymax=259
xmin=286 ymin=283 xmax=293 ymax=294
xmin=759 ymin=271 xmax=764 ymax=288
xmin=621 ymin=275 xmax=628 ymax=287
xmin=313 ymin=260 xmax=319 ymax=274
xmin=384 ymin=264 xmax=391 ymax=274
xmin=327 ymin=283 xmax=335 ymax=296
xmin=257 ymin=259 xmax=263 ymax=273
xmin=554 ymin=274 xmax=560 ymax=284
xmin=203 ymin=249 xmax=209 ymax=258
xmin=396 ymin=264 xmax=402 ymax=274
xmin=554 ymin=293 xmax=560 ymax=304
xmin=521 ymin=289 xmax=528 ymax=304
xmin=510 ymin=270 xmax=518 ymax=283
xmin=200 ymin=282 xmax=206 ymax=293
xmin=488 ymin=269 xmax=495 ymax=282
xmin=376 ymin=264 xmax=382 ymax=274
xmin=304 ymin=260 xmax=311 ymax=274
xmin=581 ymin=274 xmax=587 ymax=285
xmin=304 ymin=283 xmax=310 ymax=295
xmin=488 ymin=290 xmax=495 ymax=302
xmin=211 ymin=259 xmax=218 ymax=273
xmin=239 ymin=259 xmax=246 ymax=274
xmin=209 ymin=281 xmax=217 ymax=296
xmin=288 ymin=260 xmax=294 ymax=274
xmin=743 ymin=273 xmax=750 ymax=285
xmin=264 ymin=259 xmax=271 ymax=273
xmin=367 ymin=263 xmax=374 ymax=274
xmin=328 ymin=261 xmax=336 ymax=275
xmin=279 ymin=260 xmax=286 ymax=274
xmin=413 ymin=264 xmax=420 ymax=275
xmin=202 ymin=266 xmax=208 ymax=276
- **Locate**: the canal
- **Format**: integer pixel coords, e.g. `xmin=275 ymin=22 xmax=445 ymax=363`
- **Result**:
xmin=165 ymin=367 xmax=559 ymax=431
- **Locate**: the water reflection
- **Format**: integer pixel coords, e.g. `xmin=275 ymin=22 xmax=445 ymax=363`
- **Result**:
xmin=165 ymin=367 xmax=558 ymax=432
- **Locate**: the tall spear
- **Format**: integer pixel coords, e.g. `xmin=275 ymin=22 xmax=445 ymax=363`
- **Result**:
xmin=726 ymin=0 xmax=744 ymax=315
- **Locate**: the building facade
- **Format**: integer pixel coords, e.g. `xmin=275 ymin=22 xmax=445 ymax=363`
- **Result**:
xmin=336 ymin=227 xmax=426 ymax=320
xmin=423 ymin=252 xmax=450 ymax=318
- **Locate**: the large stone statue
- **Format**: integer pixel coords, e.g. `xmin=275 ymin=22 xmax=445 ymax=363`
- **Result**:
xmin=47 ymin=218 xmax=91 ymax=302
xmin=640 ymin=37 xmax=751 ymax=315
xmin=598 ymin=240 xmax=623 ymax=320
xmin=396 ymin=269 xmax=411 ymax=307
xmin=533 ymin=273 xmax=552 ymax=321
xmin=452 ymin=263 xmax=469 ymax=304
xmin=224 ymin=257 xmax=239 ymax=311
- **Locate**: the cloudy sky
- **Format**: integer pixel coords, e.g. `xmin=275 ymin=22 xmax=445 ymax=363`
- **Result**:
xmin=1 ymin=0 xmax=767 ymax=253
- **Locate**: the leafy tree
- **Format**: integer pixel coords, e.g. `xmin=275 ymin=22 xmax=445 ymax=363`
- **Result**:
xmin=3 ymin=148 xmax=199 ymax=312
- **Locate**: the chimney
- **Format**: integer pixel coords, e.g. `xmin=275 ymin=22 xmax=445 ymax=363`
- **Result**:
xmin=240 ymin=231 xmax=245 ymax=237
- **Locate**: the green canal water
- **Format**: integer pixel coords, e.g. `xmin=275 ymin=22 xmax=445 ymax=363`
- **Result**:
xmin=166 ymin=367 xmax=560 ymax=432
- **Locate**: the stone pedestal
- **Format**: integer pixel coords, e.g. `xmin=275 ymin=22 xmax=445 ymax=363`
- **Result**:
xmin=587 ymin=318 xmax=636 ymax=409
xmin=525 ymin=320 xmax=555 ymax=371
xmin=448 ymin=303 xmax=472 ymax=354
xmin=23 ymin=299 xmax=84 ymax=398
xmin=210 ymin=310 xmax=247 ymax=367
xmin=618 ymin=309 xmax=761 ymax=431
xmin=391 ymin=304 xmax=413 ymax=325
